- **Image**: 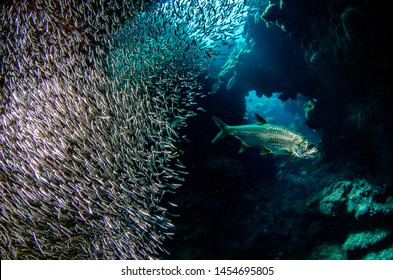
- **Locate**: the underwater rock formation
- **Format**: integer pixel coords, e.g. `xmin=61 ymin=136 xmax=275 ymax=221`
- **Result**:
xmin=342 ymin=229 xmax=390 ymax=251
xmin=363 ymin=246 xmax=393 ymax=260
xmin=261 ymin=0 xmax=393 ymax=175
xmin=304 ymin=178 xmax=393 ymax=259
xmin=309 ymin=243 xmax=347 ymax=260
xmin=314 ymin=179 xmax=393 ymax=219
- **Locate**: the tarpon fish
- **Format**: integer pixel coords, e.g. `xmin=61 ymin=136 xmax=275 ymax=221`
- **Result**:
xmin=212 ymin=113 xmax=319 ymax=159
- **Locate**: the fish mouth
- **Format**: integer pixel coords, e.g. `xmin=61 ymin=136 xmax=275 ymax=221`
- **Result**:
xmin=304 ymin=147 xmax=320 ymax=159
xmin=297 ymin=146 xmax=319 ymax=159
xmin=294 ymin=143 xmax=320 ymax=159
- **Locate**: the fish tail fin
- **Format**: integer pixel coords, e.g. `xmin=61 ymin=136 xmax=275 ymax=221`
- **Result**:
xmin=212 ymin=117 xmax=229 ymax=143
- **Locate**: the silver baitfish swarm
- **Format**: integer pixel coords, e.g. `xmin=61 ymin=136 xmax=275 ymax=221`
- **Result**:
xmin=0 ymin=0 xmax=250 ymax=259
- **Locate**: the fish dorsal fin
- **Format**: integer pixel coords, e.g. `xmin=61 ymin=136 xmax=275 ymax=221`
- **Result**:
xmin=255 ymin=113 xmax=267 ymax=125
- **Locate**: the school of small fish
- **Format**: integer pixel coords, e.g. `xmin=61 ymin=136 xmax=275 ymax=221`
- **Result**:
xmin=0 ymin=0 xmax=262 ymax=259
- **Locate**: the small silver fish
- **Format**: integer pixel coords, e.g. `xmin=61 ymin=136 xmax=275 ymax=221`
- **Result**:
xmin=226 ymin=70 xmax=237 ymax=90
xmin=212 ymin=113 xmax=319 ymax=159
xmin=211 ymin=78 xmax=222 ymax=93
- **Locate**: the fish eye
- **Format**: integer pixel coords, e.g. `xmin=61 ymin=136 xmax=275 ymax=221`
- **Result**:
xmin=307 ymin=144 xmax=315 ymax=150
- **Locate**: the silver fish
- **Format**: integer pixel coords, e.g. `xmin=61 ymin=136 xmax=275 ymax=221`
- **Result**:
xmin=212 ymin=113 xmax=319 ymax=159
xmin=210 ymin=77 xmax=223 ymax=93
xmin=226 ymin=70 xmax=237 ymax=90
xmin=1 ymin=0 xmax=253 ymax=260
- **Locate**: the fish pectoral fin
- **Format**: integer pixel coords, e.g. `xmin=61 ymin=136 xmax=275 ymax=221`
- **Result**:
xmin=239 ymin=141 xmax=249 ymax=153
xmin=272 ymin=149 xmax=292 ymax=155
xmin=260 ymin=147 xmax=272 ymax=155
